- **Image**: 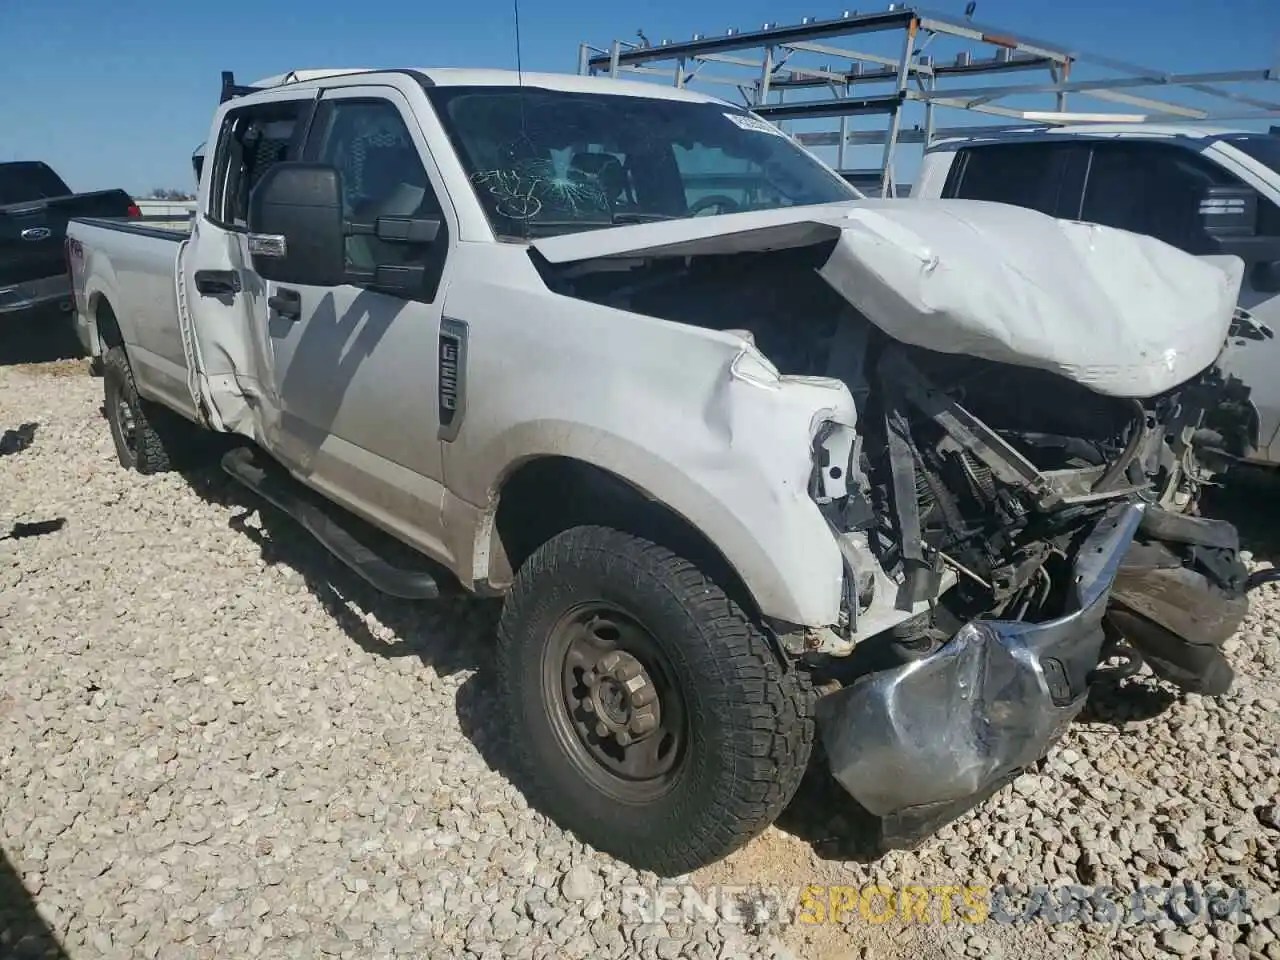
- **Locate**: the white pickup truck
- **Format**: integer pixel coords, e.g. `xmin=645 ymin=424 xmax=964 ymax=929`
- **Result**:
xmin=913 ymin=123 xmax=1280 ymax=468
xmin=67 ymin=68 xmax=1262 ymax=875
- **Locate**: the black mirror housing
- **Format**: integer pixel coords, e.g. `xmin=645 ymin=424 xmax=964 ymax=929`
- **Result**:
xmin=374 ymin=216 xmax=441 ymax=244
xmin=1199 ymin=184 xmax=1259 ymax=238
xmin=1210 ymin=234 xmax=1280 ymax=268
xmin=1197 ymin=184 xmax=1280 ymax=267
xmin=247 ymin=162 xmax=346 ymax=286
xmin=1254 ymin=259 xmax=1280 ymax=294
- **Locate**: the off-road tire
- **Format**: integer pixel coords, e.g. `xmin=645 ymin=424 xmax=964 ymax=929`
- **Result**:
xmin=102 ymin=346 xmax=189 ymax=474
xmin=494 ymin=524 xmax=815 ymax=876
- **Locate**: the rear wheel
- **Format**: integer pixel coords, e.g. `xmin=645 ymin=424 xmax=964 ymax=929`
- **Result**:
xmin=494 ymin=524 xmax=814 ymax=875
xmin=102 ymin=346 xmax=199 ymax=474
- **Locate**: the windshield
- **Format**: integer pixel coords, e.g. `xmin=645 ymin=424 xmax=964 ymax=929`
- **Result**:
xmin=1220 ymin=133 xmax=1280 ymax=176
xmin=0 ymin=162 xmax=72 ymax=206
xmin=424 ymin=85 xmax=859 ymax=238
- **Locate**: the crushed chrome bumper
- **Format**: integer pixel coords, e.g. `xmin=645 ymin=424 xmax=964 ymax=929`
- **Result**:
xmin=814 ymin=501 xmax=1250 ymax=849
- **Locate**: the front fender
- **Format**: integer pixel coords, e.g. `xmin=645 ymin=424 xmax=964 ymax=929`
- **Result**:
xmin=438 ymin=252 xmax=860 ymax=627
xmin=469 ymin=378 xmax=856 ymax=628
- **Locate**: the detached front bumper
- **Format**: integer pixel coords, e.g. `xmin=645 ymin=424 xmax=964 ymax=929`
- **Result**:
xmin=0 ymin=273 xmax=73 ymax=315
xmin=816 ymin=502 xmax=1144 ymax=849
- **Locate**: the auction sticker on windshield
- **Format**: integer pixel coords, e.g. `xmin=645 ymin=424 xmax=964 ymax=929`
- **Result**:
xmin=723 ymin=112 xmax=790 ymax=138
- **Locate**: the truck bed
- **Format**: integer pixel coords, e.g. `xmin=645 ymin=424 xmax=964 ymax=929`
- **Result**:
xmin=67 ymin=216 xmax=194 ymax=416
xmin=71 ymin=216 xmax=192 ymax=240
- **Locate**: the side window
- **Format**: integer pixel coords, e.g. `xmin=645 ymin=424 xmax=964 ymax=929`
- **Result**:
xmin=943 ymin=143 xmax=1066 ymax=216
xmin=306 ymin=98 xmax=446 ymax=282
xmin=1079 ymin=142 xmax=1233 ymax=253
xmin=208 ymin=102 xmax=305 ymax=229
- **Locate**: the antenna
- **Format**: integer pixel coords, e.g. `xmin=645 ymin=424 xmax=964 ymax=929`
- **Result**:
xmin=512 ymin=0 xmax=525 ymax=84
xmin=512 ymin=0 xmax=531 ymax=240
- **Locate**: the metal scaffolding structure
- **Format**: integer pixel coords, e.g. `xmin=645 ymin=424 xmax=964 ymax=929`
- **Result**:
xmin=577 ymin=5 xmax=1280 ymax=197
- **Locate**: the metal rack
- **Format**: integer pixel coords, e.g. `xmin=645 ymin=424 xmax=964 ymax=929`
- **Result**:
xmin=577 ymin=5 xmax=1280 ymax=197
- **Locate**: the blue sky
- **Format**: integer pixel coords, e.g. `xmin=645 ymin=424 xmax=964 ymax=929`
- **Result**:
xmin=1 ymin=0 xmax=1277 ymax=195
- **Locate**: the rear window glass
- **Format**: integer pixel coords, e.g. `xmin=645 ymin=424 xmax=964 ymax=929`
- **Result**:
xmin=946 ymin=143 xmax=1063 ymax=215
xmin=0 ymin=163 xmax=71 ymax=205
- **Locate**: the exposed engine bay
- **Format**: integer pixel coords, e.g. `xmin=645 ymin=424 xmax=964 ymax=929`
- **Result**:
xmin=535 ymin=242 xmax=1255 ymax=660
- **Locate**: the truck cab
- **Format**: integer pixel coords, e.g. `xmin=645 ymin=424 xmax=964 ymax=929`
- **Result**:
xmin=915 ymin=124 xmax=1280 ymax=465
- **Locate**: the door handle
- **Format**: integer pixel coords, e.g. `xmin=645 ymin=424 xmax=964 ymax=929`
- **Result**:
xmin=193 ymin=269 xmax=241 ymax=297
xmin=268 ymin=288 xmax=302 ymax=320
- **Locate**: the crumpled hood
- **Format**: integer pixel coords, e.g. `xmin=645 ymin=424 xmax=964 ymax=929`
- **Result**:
xmin=531 ymin=198 xmax=1245 ymax=399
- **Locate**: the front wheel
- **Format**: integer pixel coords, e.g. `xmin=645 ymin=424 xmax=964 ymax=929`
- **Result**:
xmin=494 ymin=524 xmax=814 ymax=875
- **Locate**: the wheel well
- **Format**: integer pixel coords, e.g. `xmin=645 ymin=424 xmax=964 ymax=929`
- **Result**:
xmin=94 ymin=297 xmax=124 ymax=351
xmin=493 ymin=456 xmax=762 ymax=622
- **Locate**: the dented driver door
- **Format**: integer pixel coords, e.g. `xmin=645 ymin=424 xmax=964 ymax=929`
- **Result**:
xmin=260 ymin=84 xmax=459 ymax=566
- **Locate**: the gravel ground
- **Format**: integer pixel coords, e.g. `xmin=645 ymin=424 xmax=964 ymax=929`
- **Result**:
xmin=2 ymin=342 xmax=1280 ymax=960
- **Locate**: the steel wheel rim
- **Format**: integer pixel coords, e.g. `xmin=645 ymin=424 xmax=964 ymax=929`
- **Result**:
xmin=105 ymin=375 xmax=138 ymax=461
xmin=115 ymin=395 xmax=138 ymax=456
xmin=541 ymin=600 xmax=688 ymax=803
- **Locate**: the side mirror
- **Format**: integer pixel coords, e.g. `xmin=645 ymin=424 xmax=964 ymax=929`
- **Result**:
xmin=247 ymin=162 xmax=346 ymax=286
xmin=1196 ymin=184 xmax=1280 ymax=268
xmin=1198 ymin=185 xmax=1259 ymax=239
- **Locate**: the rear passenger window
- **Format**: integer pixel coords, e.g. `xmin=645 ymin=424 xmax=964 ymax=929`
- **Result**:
xmin=944 ymin=143 xmax=1065 ymax=216
xmin=208 ymin=102 xmax=306 ymax=229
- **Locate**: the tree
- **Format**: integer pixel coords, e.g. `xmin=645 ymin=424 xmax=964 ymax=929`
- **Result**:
xmin=148 ymin=188 xmax=196 ymax=201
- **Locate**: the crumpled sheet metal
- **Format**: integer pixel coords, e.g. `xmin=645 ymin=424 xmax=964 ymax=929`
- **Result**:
xmin=816 ymin=618 xmax=1080 ymax=818
xmin=1106 ymin=512 xmax=1250 ymax=695
xmin=531 ymin=198 xmax=1242 ymax=400
xmin=1110 ymin=562 xmax=1249 ymax=654
xmin=815 ymin=200 xmax=1244 ymax=400
xmin=816 ymin=502 xmax=1143 ymax=819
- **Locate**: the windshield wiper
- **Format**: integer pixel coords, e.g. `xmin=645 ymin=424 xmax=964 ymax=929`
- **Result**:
xmin=513 ymin=220 xmax=614 ymax=237
xmin=609 ymin=212 xmax=678 ymax=224
xmin=507 ymin=213 xmax=681 ymax=238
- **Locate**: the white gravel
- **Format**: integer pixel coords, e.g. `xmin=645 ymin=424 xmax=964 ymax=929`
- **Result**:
xmin=2 ymin=352 xmax=1280 ymax=960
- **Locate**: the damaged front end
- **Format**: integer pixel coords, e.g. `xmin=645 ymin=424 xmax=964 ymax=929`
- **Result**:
xmin=528 ymin=198 xmax=1258 ymax=849
xmin=811 ymin=341 xmax=1254 ymax=847
xmin=817 ymin=500 xmax=1141 ymax=846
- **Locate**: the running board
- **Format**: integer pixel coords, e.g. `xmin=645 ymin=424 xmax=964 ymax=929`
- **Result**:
xmin=220 ymin=446 xmax=441 ymax=600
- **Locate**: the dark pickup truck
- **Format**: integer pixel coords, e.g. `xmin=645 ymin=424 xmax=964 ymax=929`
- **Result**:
xmin=0 ymin=161 xmax=139 ymax=318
